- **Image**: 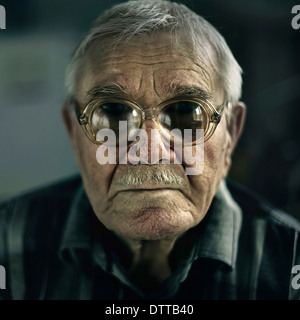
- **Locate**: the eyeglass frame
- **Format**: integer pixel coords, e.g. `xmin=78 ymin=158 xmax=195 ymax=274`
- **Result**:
xmin=74 ymin=95 xmax=228 ymax=145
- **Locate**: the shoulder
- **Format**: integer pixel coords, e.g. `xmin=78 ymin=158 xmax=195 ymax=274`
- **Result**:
xmin=227 ymin=179 xmax=300 ymax=232
xmin=226 ymin=180 xmax=300 ymax=299
xmin=0 ymin=175 xmax=82 ymax=244
xmin=0 ymin=175 xmax=82 ymax=300
xmin=0 ymin=174 xmax=82 ymax=255
xmin=0 ymin=174 xmax=82 ymax=214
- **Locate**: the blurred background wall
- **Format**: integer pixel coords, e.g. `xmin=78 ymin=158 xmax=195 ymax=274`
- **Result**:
xmin=0 ymin=0 xmax=299 ymax=219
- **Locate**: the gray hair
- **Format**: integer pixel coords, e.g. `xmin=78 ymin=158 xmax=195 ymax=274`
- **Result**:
xmin=65 ymin=0 xmax=242 ymax=108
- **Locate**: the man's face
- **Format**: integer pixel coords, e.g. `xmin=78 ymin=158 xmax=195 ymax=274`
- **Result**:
xmin=66 ymin=32 xmax=235 ymax=242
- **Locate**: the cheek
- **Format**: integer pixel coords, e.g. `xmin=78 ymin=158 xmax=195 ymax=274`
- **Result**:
xmin=72 ymin=127 xmax=116 ymax=201
xmin=203 ymin=119 xmax=229 ymax=177
xmin=204 ymin=140 xmax=226 ymax=174
xmin=186 ymin=122 xmax=229 ymax=213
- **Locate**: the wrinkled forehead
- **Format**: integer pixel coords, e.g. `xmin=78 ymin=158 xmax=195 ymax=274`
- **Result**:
xmin=77 ymin=32 xmax=219 ymax=102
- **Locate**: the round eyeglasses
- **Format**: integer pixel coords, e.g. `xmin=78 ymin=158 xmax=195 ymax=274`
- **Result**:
xmin=75 ymin=96 xmax=226 ymax=145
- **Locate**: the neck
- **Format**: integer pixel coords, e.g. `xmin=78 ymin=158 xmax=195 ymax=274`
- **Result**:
xmin=114 ymin=232 xmax=196 ymax=293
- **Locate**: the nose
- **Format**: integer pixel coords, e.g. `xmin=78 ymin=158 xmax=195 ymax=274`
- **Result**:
xmin=130 ymin=119 xmax=175 ymax=164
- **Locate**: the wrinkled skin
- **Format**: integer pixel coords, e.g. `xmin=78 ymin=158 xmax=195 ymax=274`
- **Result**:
xmin=63 ymin=32 xmax=245 ymax=290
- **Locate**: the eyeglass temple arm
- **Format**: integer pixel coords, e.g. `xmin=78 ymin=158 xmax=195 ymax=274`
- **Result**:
xmin=71 ymin=100 xmax=88 ymax=125
xmin=210 ymin=102 xmax=231 ymax=123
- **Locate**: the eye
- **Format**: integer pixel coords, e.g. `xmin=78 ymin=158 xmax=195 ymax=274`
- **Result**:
xmin=172 ymin=101 xmax=198 ymax=114
xmin=101 ymin=103 xmax=130 ymax=116
xmin=89 ymin=101 xmax=141 ymax=135
xmin=158 ymin=101 xmax=208 ymax=131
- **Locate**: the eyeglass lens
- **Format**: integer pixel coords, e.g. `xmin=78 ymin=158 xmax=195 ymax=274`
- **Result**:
xmin=90 ymin=101 xmax=209 ymax=143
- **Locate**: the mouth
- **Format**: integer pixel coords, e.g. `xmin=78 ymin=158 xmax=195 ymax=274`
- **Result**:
xmin=110 ymin=185 xmax=183 ymax=199
xmin=119 ymin=187 xmax=178 ymax=192
xmin=108 ymin=164 xmax=188 ymax=199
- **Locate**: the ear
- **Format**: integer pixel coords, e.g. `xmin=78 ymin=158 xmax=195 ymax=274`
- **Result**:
xmin=62 ymin=100 xmax=76 ymax=139
xmin=61 ymin=100 xmax=80 ymax=153
xmin=227 ymin=101 xmax=246 ymax=151
xmin=223 ymin=101 xmax=246 ymax=175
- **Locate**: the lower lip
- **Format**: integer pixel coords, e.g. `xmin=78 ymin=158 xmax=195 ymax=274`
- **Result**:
xmin=122 ymin=188 xmax=176 ymax=192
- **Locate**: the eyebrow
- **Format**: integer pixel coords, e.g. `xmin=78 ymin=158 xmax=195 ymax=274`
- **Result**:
xmin=86 ymin=84 xmax=129 ymax=101
xmin=85 ymin=83 xmax=213 ymax=103
xmin=166 ymin=84 xmax=213 ymax=101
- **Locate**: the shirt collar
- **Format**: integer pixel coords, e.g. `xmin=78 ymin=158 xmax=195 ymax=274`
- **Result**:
xmin=194 ymin=179 xmax=242 ymax=269
xmin=59 ymin=184 xmax=92 ymax=262
xmin=59 ymin=179 xmax=242 ymax=269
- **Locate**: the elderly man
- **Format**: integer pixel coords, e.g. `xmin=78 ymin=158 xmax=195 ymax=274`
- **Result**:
xmin=1 ymin=0 xmax=300 ymax=300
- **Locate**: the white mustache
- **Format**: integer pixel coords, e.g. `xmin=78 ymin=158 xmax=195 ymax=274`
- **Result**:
xmin=115 ymin=166 xmax=185 ymax=187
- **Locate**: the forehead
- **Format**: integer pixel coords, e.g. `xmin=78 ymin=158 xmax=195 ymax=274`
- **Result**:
xmin=78 ymin=32 xmax=218 ymax=103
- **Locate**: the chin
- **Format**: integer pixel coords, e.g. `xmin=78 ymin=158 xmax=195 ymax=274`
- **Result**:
xmin=112 ymin=207 xmax=194 ymax=241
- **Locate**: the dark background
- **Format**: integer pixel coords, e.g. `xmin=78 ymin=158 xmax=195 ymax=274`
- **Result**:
xmin=0 ymin=0 xmax=299 ymax=219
